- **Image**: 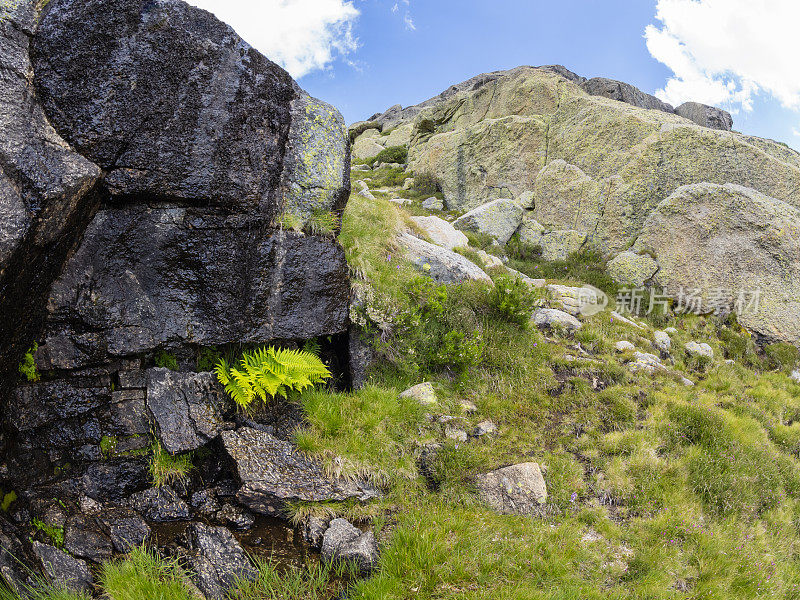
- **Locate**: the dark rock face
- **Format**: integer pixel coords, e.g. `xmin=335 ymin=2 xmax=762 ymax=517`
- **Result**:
xmin=39 ymin=208 xmax=350 ymax=370
xmin=221 ymin=427 xmax=379 ymax=514
xmin=581 ymin=77 xmax=676 ymax=114
xmin=98 ymin=508 xmax=151 ymax=552
xmin=676 ymin=101 xmax=734 ymax=131
xmin=146 ymin=369 xmax=230 ymax=454
xmin=33 ymin=0 xmax=295 ymax=213
xmin=126 ymin=486 xmax=191 ymax=522
xmin=32 ymin=542 xmax=94 ymax=593
xmin=64 ymin=513 xmax=114 ymax=562
xmin=186 ymin=522 xmax=257 ymax=599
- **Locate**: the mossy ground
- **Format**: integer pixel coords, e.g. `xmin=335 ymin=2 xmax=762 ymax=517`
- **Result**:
xmin=13 ymin=176 xmax=800 ymax=599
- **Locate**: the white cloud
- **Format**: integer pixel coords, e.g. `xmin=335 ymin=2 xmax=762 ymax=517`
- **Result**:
xmin=645 ymin=0 xmax=800 ymax=112
xmin=185 ymin=0 xmax=360 ymax=79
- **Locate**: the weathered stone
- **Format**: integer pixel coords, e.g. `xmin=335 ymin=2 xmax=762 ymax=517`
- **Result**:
xmin=653 ymin=331 xmax=672 ymax=353
xmin=516 ymin=190 xmax=535 ymax=210
xmin=398 ymin=233 xmax=493 ymax=285
xmin=32 ymin=542 xmax=93 ymax=593
xmin=422 ymin=196 xmax=444 ymax=211
xmin=64 ymin=514 xmax=113 ymax=563
xmin=127 ymin=486 xmax=190 ymax=522
xmin=82 ymin=458 xmax=150 ymax=502
xmin=540 ymin=230 xmax=586 ymax=261
xmin=399 ymin=383 xmax=437 ymax=405
xmin=191 ymin=490 xmax=222 ymax=517
xmin=321 ymin=518 xmax=379 ymax=575
xmin=532 ymin=160 xmax=602 ymax=233
xmin=547 ymin=285 xmax=605 ymax=317
xmin=146 ymin=369 xmax=230 ymax=454
xmin=685 ymin=342 xmax=714 ymax=359
xmin=384 ymin=124 xmax=414 ymax=147
xmin=607 ymin=251 xmax=659 ymax=287
xmin=8 ymin=380 xmax=110 ymax=432
xmin=635 ymin=183 xmax=800 ymax=344
xmin=186 ymin=523 xmax=257 ymax=600
xmin=629 ymin=352 xmax=664 ymax=374
xmin=216 ymin=504 xmax=255 ymax=531
xmin=473 ymin=420 xmax=497 ymax=437
xmin=475 ymin=463 xmax=547 ymax=514
xmin=476 ymin=250 xmax=503 ymax=269
xmin=221 ymin=428 xmax=379 ymax=515
xmin=518 ymin=217 xmax=545 ymax=247
xmin=303 ymin=516 xmax=330 ymax=549
xmin=581 ymin=78 xmax=675 ymax=114
xmin=42 ymin=212 xmax=350 ymax=368
xmin=348 ymin=121 xmax=382 ymax=144
xmin=676 ymin=102 xmax=733 ymax=131
xmin=353 ymin=137 xmax=385 ymax=161
xmin=615 ymin=341 xmax=636 ymax=352
xmin=98 ymin=508 xmax=150 ymax=553
xmin=445 ymin=426 xmax=468 ymax=442
xmin=411 ymin=216 xmax=469 ymax=250
xmin=453 ymin=200 xmax=524 ymax=245
xmin=532 ymin=309 xmax=582 ymax=331
xmin=791 ymin=370 xmax=800 ymax=385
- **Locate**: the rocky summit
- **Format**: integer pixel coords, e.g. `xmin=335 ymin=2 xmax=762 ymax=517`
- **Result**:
xmin=4 ymin=1 xmax=800 ymax=599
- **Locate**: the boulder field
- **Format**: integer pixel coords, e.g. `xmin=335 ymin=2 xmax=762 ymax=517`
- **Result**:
xmin=0 ymin=0 xmax=359 ymax=593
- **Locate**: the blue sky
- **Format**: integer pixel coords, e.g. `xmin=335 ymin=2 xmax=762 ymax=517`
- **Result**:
xmin=187 ymin=0 xmax=800 ymax=149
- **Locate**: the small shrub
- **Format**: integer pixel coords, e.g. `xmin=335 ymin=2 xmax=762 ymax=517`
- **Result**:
xmin=412 ymin=172 xmax=439 ymax=195
xmin=19 ymin=343 xmax=40 ymax=382
xmin=149 ymin=441 xmax=192 ymax=488
xmin=154 ymin=350 xmax=178 ymax=371
xmin=428 ymin=330 xmax=484 ymax=372
xmin=489 ymin=274 xmax=538 ymax=327
xmin=369 ymin=145 xmax=407 ymax=167
xmin=765 ymin=342 xmax=800 ymax=373
xmin=32 ymin=518 xmax=64 ymax=547
xmin=215 ymin=346 xmax=331 ymax=409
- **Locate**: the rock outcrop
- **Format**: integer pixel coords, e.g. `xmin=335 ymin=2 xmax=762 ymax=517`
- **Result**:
xmin=0 ymin=0 xmax=354 ymax=587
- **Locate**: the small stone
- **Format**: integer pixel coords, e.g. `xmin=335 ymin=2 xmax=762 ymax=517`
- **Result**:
xmin=531 ymin=309 xmax=582 ymax=332
xmin=629 ymin=351 xmax=664 ymax=374
xmin=403 ymin=178 xmax=414 ymax=190
xmin=422 ymin=197 xmax=444 ymax=211
xmin=126 ymin=486 xmax=190 ymax=522
xmin=32 ymin=542 xmax=93 ymax=593
xmin=791 ymin=370 xmax=800 ymax=384
xmin=681 ymin=377 xmax=695 ymax=387
xmin=460 ymin=400 xmax=478 ymax=414
xmin=186 ymin=523 xmax=257 ymax=599
xmin=665 ymin=327 xmax=678 ymax=334
xmin=302 ymin=516 xmax=330 ymax=549
xmin=216 ymin=504 xmax=255 ymax=531
xmin=98 ymin=508 xmax=151 ymax=553
xmin=445 ymin=426 xmax=467 ymax=442
xmin=321 ymin=518 xmax=379 ymax=575
xmin=615 ymin=341 xmax=635 ymax=352
xmin=191 ymin=490 xmax=222 ymax=516
xmin=475 ymin=463 xmax=547 ymax=514
xmin=399 ymin=382 xmax=437 ymax=405
xmin=473 ymin=420 xmax=497 ymax=437
xmin=685 ymin=341 xmax=714 ymax=359
xmin=653 ymin=330 xmax=671 ymax=353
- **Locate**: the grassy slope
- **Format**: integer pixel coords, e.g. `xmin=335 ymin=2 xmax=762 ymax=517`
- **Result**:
xmin=13 ymin=176 xmax=800 ymax=599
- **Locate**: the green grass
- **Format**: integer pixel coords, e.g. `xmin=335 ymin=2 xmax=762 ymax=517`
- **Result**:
xmin=100 ymin=548 xmax=194 ymax=600
xmin=32 ymin=518 xmax=64 ymax=548
xmin=149 ymin=441 xmax=192 ymax=488
xmin=18 ymin=343 xmax=39 ymax=382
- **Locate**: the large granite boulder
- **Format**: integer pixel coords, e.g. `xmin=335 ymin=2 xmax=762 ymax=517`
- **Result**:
xmin=452 ymin=199 xmax=523 ymax=244
xmin=676 ymin=102 xmax=733 ymax=131
xmin=398 ymin=233 xmax=493 ymax=285
xmin=635 ymin=183 xmax=800 ymax=344
xmin=580 ymin=77 xmax=675 ymax=114
xmin=221 ymin=427 xmax=379 ymax=515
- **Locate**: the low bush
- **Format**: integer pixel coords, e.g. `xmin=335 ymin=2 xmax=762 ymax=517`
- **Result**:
xmin=370 ymin=145 xmax=408 ymax=167
xmin=489 ymin=274 xmax=538 ymax=327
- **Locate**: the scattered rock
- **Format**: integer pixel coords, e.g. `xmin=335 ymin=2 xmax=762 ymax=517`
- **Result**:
xmin=653 ymin=331 xmax=672 ymax=353
xmin=32 ymin=542 xmax=93 ymax=593
xmin=607 ymin=252 xmax=659 ymax=287
xmin=445 ymin=426 xmax=468 ymax=442
xmin=615 ymin=341 xmax=635 ymax=353
xmin=302 ymin=516 xmax=330 ymax=549
xmin=547 ymin=284 xmax=605 ymax=317
xmin=400 ymin=383 xmax=437 ymax=405
xmin=505 ymin=267 xmax=546 ymax=287
xmin=98 ymin=508 xmax=150 ymax=553
xmin=532 ymin=309 xmax=582 ymax=332
xmin=460 ymin=400 xmax=478 ymax=414
xmin=476 ymin=250 xmax=504 ymax=269
xmin=321 ymin=518 xmax=379 ymax=575
xmin=453 ymin=199 xmax=524 ymax=245
xmin=681 ymin=377 xmax=696 ymax=387
xmin=473 ymin=420 xmax=497 ymax=437
xmin=351 ymin=164 xmax=372 ymax=172
xmin=475 ymin=463 xmax=547 ymax=515
xmin=354 ymin=179 xmax=376 ymax=200
xmin=410 ymin=216 xmax=469 ymax=250
xmin=146 ymin=369 xmax=230 ymax=454
xmin=353 ymin=137 xmax=384 ymax=160
xmin=791 ymin=371 xmax=800 ymax=384
xmin=191 ymin=490 xmax=222 ymax=517
xmin=221 ymin=428 xmax=379 ymax=515
xmin=216 ymin=504 xmax=255 ymax=531
xmin=629 ymin=352 xmax=665 ymax=374
xmin=610 ymin=311 xmax=646 ymax=330
xmin=126 ymin=486 xmax=190 ymax=522
xmin=539 ymin=230 xmax=586 ymax=261
xmin=422 ymin=196 xmax=444 ymax=211
xmin=685 ymin=342 xmax=714 ymax=359
xmin=665 ymin=327 xmax=678 ymax=334
xmin=186 ymin=523 xmax=257 ymax=600
xmin=398 ymin=232 xmax=493 ymax=285
xmin=518 ymin=217 xmax=546 ymax=247
xmin=675 ymin=102 xmax=733 ymax=131
xmin=64 ymin=514 xmax=113 ymax=563
xmin=403 ymin=178 xmax=415 ymax=190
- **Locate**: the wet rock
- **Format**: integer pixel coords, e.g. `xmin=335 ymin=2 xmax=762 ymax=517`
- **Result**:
xmin=32 ymin=542 xmax=93 ymax=593
xmin=127 ymin=486 xmax=190 ymax=523
xmin=221 ymin=428 xmax=379 ymax=515
xmin=399 ymin=382 xmax=437 ymax=406
xmin=64 ymin=514 xmax=113 ymax=563
xmin=82 ymin=458 xmax=150 ymax=502
xmin=302 ymin=516 xmax=330 ymax=549
xmin=321 ymin=518 xmax=379 ymax=575
xmin=98 ymin=508 xmax=150 ymax=553
xmin=146 ymin=369 xmax=230 ymax=454
xmin=8 ymin=380 xmax=110 ymax=432
xmin=398 ymin=232 xmax=492 ymax=285
xmin=216 ymin=504 xmax=255 ymax=531
xmin=531 ymin=309 xmax=582 ymax=332
xmin=475 ymin=463 xmax=547 ymax=515
xmin=191 ymin=490 xmax=222 ymax=517
xmin=186 ymin=523 xmax=257 ymax=600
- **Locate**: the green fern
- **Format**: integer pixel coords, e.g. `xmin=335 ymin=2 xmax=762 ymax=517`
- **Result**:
xmin=215 ymin=346 xmax=331 ymax=409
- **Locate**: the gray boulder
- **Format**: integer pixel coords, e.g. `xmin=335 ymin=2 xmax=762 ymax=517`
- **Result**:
xmin=475 ymin=463 xmax=547 ymax=514
xmin=32 ymin=542 xmax=93 ymax=593
xmin=453 ymin=199 xmax=523 ymax=244
xmin=422 ymin=196 xmax=444 ymax=211
xmin=145 ymin=369 xmax=230 ymax=454
xmin=607 ymin=251 xmax=659 ymax=287
xmin=540 ymin=230 xmax=586 ymax=261
xmin=581 ymin=77 xmax=675 ymax=114
xmin=676 ymin=102 xmax=733 ymax=131
xmin=531 ymin=309 xmax=582 ymax=332
xmin=629 ymin=352 xmax=665 ymax=374
xmin=653 ymin=331 xmax=672 ymax=353
xmin=126 ymin=486 xmax=190 ymax=523
xmin=221 ymin=428 xmax=379 ymax=515
xmin=411 ymin=216 xmax=469 ymax=250
xmin=186 ymin=523 xmax=257 ymax=600
xmin=97 ymin=508 xmax=150 ymax=553
xmin=321 ymin=518 xmax=379 ymax=574
xmin=685 ymin=342 xmax=714 ymax=359
xmin=398 ymin=233 xmax=492 ymax=285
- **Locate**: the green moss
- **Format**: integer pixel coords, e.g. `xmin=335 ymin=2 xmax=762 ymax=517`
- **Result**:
xmin=32 ymin=518 xmax=64 ymax=548
xmin=153 ymin=350 xmax=178 ymax=371
xmin=1 ymin=491 xmax=16 ymax=513
xmin=100 ymin=435 xmax=118 ymax=459
xmin=18 ymin=343 xmax=40 ymax=382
